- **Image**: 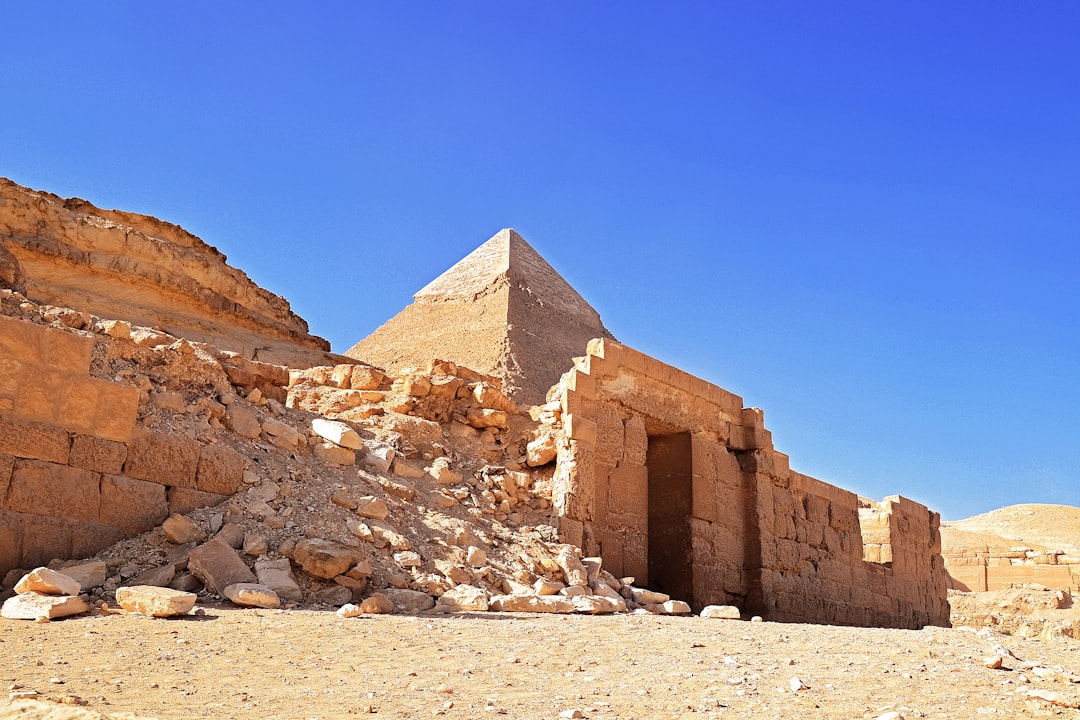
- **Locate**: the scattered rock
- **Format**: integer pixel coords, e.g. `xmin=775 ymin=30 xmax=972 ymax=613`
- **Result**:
xmin=701 ymin=605 xmax=741 ymax=620
xmin=14 ymin=568 xmax=80 ymax=597
xmin=224 ymin=583 xmax=281 ymax=608
xmin=2 ymin=592 xmax=89 ymax=620
xmin=187 ymin=536 xmax=257 ymax=594
xmin=114 ymin=586 xmax=197 ymax=617
xmin=437 ymin=585 xmax=489 ymax=612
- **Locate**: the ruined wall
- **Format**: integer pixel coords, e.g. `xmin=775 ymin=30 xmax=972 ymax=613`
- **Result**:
xmin=943 ymin=546 xmax=1079 ymax=593
xmin=550 ymin=338 xmax=949 ymax=628
xmin=0 ymin=315 xmax=244 ymax=576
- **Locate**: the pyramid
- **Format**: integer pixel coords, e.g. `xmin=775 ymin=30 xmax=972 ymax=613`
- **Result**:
xmin=346 ymin=229 xmax=614 ymax=405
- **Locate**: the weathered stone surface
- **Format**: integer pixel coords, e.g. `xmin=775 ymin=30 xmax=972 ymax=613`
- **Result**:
xmin=114 ymin=585 xmax=196 ymax=617
xmin=162 ymin=514 xmax=205 ymax=545
xmin=427 ymin=457 xmax=463 ymax=485
xmin=68 ymin=434 xmax=127 ymax=475
xmin=466 ymin=546 xmax=487 ymax=568
xmin=129 ymin=564 xmax=175 ymax=588
xmin=243 ymin=533 xmax=268 ymax=556
xmin=535 ymin=579 xmax=565 ymax=596
xmin=526 ymin=434 xmax=558 ymax=467
xmin=14 ymin=567 xmax=80 ymax=596
xmin=359 ymin=593 xmax=395 ymax=614
xmin=701 ymin=604 xmax=742 ymax=620
xmin=254 ymin=558 xmax=304 ymax=603
xmin=557 ymin=551 xmax=588 ymax=587
xmin=187 ymin=536 xmax=256 ymax=594
xmin=311 ymin=418 xmax=363 ymax=449
xmin=123 ymin=429 xmax=200 ymax=488
xmin=56 ymin=560 xmax=106 ymax=590
xmin=224 ymin=406 xmax=261 ymax=439
xmin=354 ymin=496 xmax=389 ymax=521
xmin=195 ymin=444 xmax=245 ymax=495
xmin=383 ymin=588 xmax=435 ymax=612
xmin=224 ymin=582 xmax=281 ymax=608
xmin=631 ymin=587 xmax=670 ymax=605
xmin=313 ymin=442 xmax=355 ymax=466
xmin=436 ymin=584 xmax=489 ymax=612
xmin=489 ymin=594 xmax=575 ymax=613
xmin=2 ymin=592 xmax=88 ymax=620
xmin=293 ymin=539 xmax=355 ymax=579
xmin=571 ymin=595 xmax=625 ymax=614
xmin=0 ymin=178 xmax=333 ymax=365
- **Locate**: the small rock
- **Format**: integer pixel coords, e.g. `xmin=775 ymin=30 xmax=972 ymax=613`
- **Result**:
xmin=466 ymin=546 xmax=487 ymax=568
xmin=162 ymin=514 xmax=205 ymax=545
xmin=311 ymin=418 xmax=364 ymax=449
xmin=701 ymin=605 xmax=741 ymax=620
xmin=383 ymin=588 xmax=435 ymax=612
xmin=630 ymin=587 xmax=669 ymax=605
xmin=337 ymin=603 xmax=364 ymax=618
xmin=294 ymin=538 xmax=356 ymax=579
xmin=224 ymin=583 xmax=281 ymax=608
xmin=359 ymin=593 xmax=395 ymax=614
xmin=243 ymin=533 xmax=269 ymax=557
xmin=394 ymin=551 xmax=422 ymax=568
xmin=354 ymin=496 xmax=389 ymax=521
xmin=789 ymin=677 xmax=808 ymax=692
xmin=984 ymin=656 xmax=1003 ymax=670
xmin=559 ymin=710 xmax=584 ymax=719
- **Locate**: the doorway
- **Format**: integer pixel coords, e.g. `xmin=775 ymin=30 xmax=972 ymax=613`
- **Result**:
xmin=646 ymin=432 xmax=694 ymax=602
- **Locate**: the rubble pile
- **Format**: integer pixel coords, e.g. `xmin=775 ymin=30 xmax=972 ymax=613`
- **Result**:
xmin=0 ymin=285 xmax=704 ymax=622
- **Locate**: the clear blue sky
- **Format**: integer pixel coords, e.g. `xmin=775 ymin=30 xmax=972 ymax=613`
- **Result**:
xmin=2 ymin=4 xmax=1077 ymax=520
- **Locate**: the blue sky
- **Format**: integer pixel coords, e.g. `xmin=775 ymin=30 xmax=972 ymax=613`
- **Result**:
xmin=2 ymin=4 xmax=1077 ymax=520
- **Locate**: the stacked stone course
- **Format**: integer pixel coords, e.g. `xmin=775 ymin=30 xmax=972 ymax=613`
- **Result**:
xmin=547 ymin=338 xmax=949 ymax=629
xmin=944 ymin=545 xmax=1080 ymax=593
xmin=0 ymin=315 xmax=244 ymax=576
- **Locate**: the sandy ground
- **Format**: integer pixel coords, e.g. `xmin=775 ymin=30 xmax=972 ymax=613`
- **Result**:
xmin=4 ymin=606 xmax=1080 ymax=720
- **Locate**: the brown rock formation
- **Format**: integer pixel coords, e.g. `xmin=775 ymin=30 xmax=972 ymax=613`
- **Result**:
xmin=0 ymin=177 xmax=333 ymax=367
xmin=346 ymin=229 xmax=615 ymax=406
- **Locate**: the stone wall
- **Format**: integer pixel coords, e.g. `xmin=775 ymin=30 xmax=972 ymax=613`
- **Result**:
xmin=549 ymin=338 xmax=949 ymax=629
xmin=943 ymin=546 xmax=1079 ymax=593
xmin=0 ymin=315 xmax=244 ymax=576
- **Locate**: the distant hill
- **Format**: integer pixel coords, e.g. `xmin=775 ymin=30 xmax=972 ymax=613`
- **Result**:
xmin=942 ymin=503 xmax=1080 ymax=554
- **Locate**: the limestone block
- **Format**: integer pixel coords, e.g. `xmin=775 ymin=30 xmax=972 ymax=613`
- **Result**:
xmin=195 ymin=444 xmax=245 ymax=495
xmin=466 ymin=546 xmax=487 ymax=568
xmin=162 ymin=514 xmax=205 ymax=544
xmin=14 ymin=567 xmax=80 ymax=596
xmin=0 ymin=417 xmax=70 ymax=465
xmin=255 ymin=557 xmax=304 ymax=602
xmin=701 ymin=604 xmax=742 ymax=619
xmin=358 ymin=593 xmax=395 ymax=614
xmin=187 ymin=536 xmax=257 ymax=594
xmin=526 ymin=434 xmax=558 ymax=467
xmin=68 ymin=434 xmax=127 ymax=475
xmin=354 ymin=496 xmax=389 ymax=521
xmin=466 ymin=408 xmax=508 ymax=429
xmin=99 ymin=474 xmax=167 ymax=534
xmin=572 ymin=594 xmax=625 ymax=614
xmin=489 ymin=594 xmax=575 ymax=613
xmin=5 ymin=459 xmax=99 ymax=522
xmin=631 ymin=587 xmax=670 ymax=605
xmin=115 ymin=585 xmax=196 ymax=617
xmin=349 ymin=365 xmax=385 ymax=390
xmin=129 ymin=565 xmax=176 ymax=587
xmin=556 ymin=551 xmax=589 ymax=587
xmin=311 ymin=418 xmax=364 ymax=449
xmin=313 ymin=442 xmax=356 ymax=466
xmin=363 ymin=442 xmax=396 ymax=473
xmin=124 ymin=429 xmax=200 ymax=488
xmin=383 ymin=588 xmax=435 ymax=612
xmin=427 ymin=457 xmax=463 ymax=485
xmin=90 ymin=382 xmax=139 ymax=442
xmin=437 ymin=584 xmax=489 ymax=612
xmin=1 ymin=591 xmax=88 ymax=620
xmin=168 ymin=487 xmax=229 ymax=516
xmin=391 ymin=458 xmax=425 ymax=479
xmin=224 ymin=582 xmax=281 ymax=608
xmin=56 ymin=560 xmax=106 ymax=590
xmin=224 ymin=405 xmax=261 ymax=439
xmin=294 ymin=538 xmax=356 ymax=579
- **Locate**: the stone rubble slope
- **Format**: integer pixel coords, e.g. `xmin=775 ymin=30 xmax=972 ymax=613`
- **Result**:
xmin=0 ymin=287 xmax=701 ymax=621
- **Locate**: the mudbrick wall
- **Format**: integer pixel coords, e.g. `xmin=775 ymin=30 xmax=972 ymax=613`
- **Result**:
xmin=0 ymin=314 xmax=244 ymax=575
xmin=547 ymin=338 xmax=950 ymax=629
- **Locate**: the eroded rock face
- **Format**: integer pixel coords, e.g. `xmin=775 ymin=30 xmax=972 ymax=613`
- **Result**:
xmin=0 ymin=177 xmax=334 ymax=367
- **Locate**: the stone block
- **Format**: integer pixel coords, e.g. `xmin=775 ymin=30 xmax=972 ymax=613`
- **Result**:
xmin=255 ymin=557 xmax=304 ymax=602
xmin=69 ymin=434 xmax=127 ymax=474
xmin=188 ymin=536 xmax=257 ymax=594
xmin=168 ymin=487 xmax=229 ymax=515
xmin=99 ymin=474 xmax=168 ymax=534
xmin=115 ymin=585 xmax=197 ymax=617
xmin=90 ymin=381 xmax=139 ymax=442
xmin=2 ymin=591 xmax=88 ymax=620
xmin=196 ymin=444 xmax=245 ymax=495
xmin=124 ymin=429 xmax=200 ymax=488
xmin=15 ymin=566 xmax=81 ymax=595
xmin=5 ymin=459 xmax=99 ymax=521
xmin=41 ymin=325 xmax=93 ymax=372
xmin=0 ymin=417 xmax=70 ymax=464
xmin=56 ymin=559 xmax=107 ymax=590
xmin=16 ymin=513 xmax=72 ymax=568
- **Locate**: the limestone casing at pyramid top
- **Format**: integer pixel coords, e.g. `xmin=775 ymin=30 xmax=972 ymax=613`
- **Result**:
xmin=414 ymin=228 xmax=605 ymax=323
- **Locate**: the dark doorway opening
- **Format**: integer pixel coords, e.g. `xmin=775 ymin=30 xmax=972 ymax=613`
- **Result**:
xmin=647 ymin=432 xmax=693 ymax=602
